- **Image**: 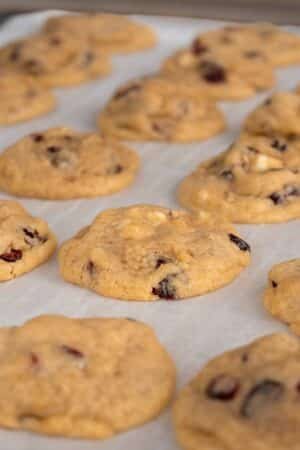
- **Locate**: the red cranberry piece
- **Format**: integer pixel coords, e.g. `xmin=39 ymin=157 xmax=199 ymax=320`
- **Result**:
xmin=29 ymin=352 xmax=40 ymax=369
xmin=240 ymin=379 xmax=284 ymax=418
xmin=112 ymin=164 xmax=123 ymax=174
xmin=86 ymin=260 xmax=96 ymax=276
xmin=61 ymin=345 xmax=84 ymax=358
xmin=47 ymin=146 xmax=61 ymax=154
xmin=155 ymin=257 xmax=170 ymax=269
xmin=32 ymin=133 xmax=44 ymax=142
xmin=229 ymin=234 xmax=251 ymax=252
xmin=191 ymin=38 xmax=208 ymax=55
xmin=271 ymin=280 xmax=278 ymax=288
xmin=271 ymin=139 xmax=287 ymax=152
xmin=206 ymin=374 xmax=240 ymax=400
xmin=23 ymin=228 xmax=46 ymax=246
xmin=199 ymin=61 xmax=226 ymax=83
xmin=152 ymin=276 xmax=176 ymax=300
xmin=0 ymin=249 xmax=22 ymax=262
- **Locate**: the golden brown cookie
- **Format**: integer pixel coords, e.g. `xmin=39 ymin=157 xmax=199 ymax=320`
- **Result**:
xmin=0 ymin=31 xmax=111 ymax=87
xmin=0 ymin=127 xmax=140 ymax=200
xmin=43 ymin=13 xmax=156 ymax=53
xmin=0 ymin=314 xmax=175 ymax=439
xmin=178 ymin=133 xmax=300 ymax=223
xmin=0 ymin=72 xmax=55 ymax=125
xmin=99 ymin=76 xmax=226 ymax=142
xmin=59 ymin=204 xmax=250 ymax=301
xmin=174 ymin=333 xmax=300 ymax=450
xmin=0 ymin=200 xmax=56 ymax=281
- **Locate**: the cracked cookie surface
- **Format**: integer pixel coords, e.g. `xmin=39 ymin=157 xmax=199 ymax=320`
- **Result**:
xmin=0 ymin=200 xmax=56 ymax=281
xmin=264 ymin=259 xmax=300 ymax=336
xmin=0 ymin=72 xmax=55 ymax=125
xmin=161 ymin=41 xmax=275 ymax=101
xmin=0 ymin=31 xmax=111 ymax=87
xmin=0 ymin=314 xmax=175 ymax=438
xmin=173 ymin=333 xmax=300 ymax=450
xmin=43 ymin=13 xmax=156 ymax=53
xmin=0 ymin=127 xmax=139 ymax=199
xmin=99 ymin=77 xmax=226 ymax=142
xmin=178 ymin=133 xmax=300 ymax=223
xmin=59 ymin=204 xmax=250 ymax=301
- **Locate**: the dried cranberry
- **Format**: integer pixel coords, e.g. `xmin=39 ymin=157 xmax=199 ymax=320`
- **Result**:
xmin=113 ymin=164 xmax=123 ymax=174
xmin=200 ymin=61 xmax=226 ymax=83
xmin=0 ymin=249 xmax=22 ymax=262
xmin=23 ymin=228 xmax=46 ymax=246
xmin=240 ymin=379 xmax=284 ymax=418
xmin=152 ymin=276 xmax=176 ymax=300
xmin=86 ymin=260 xmax=96 ymax=275
xmin=269 ymin=185 xmax=300 ymax=205
xmin=271 ymin=280 xmax=278 ymax=288
xmin=32 ymin=133 xmax=44 ymax=143
xmin=191 ymin=38 xmax=208 ymax=55
xmin=229 ymin=234 xmax=250 ymax=252
xmin=155 ymin=257 xmax=170 ymax=269
xmin=271 ymin=139 xmax=287 ymax=152
xmin=29 ymin=352 xmax=40 ymax=368
xmin=47 ymin=146 xmax=61 ymax=154
xmin=206 ymin=374 xmax=240 ymax=400
xmin=61 ymin=345 xmax=84 ymax=358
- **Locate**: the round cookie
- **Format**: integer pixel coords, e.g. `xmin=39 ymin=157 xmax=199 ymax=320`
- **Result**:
xmin=0 ymin=200 xmax=56 ymax=281
xmin=0 ymin=31 xmax=111 ymax=87
xmin=43 ymin=13 xmax=156 ymax=53
xmin=99 ymin=77 xmax=226 ymax=142
xmin=161 ymin=44 xmax=275 ymax=101
xmin=264 ymin=259 xmax=300 ymax=335
xmin=0 ymin=127 xmax=139 ymax=200
xmin=0 ymin=72 xmax=55 ymax=125
xmin=173 ymin=333 xmax=300 ymax=450
xmin=245 ymin=92 xmax=300 ymax=137
xmin=178 ymin=133 xmax=300 ymax=223
xmin=0 ymin=314 xmax=175 ymax=439
xmin=193 ymin=24 xmax=300 ymax=67
xmin=59 ymin=204 xmax=250 ymax=301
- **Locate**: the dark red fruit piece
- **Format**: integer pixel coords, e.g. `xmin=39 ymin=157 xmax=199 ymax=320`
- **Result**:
xmin=0 ymin=249 xmax=22 ymax=262
xmin=113 ymin=164 xmax=123 ymax=174
xmin=23 ymin=228 xmax=46 ymax=246
xmin=155 ymin=257 xmax=170 ymax=269
xmin=228 ymin=234 xmax=251 ymax=252
xmin=271 ymin=280 xmax=278 ymax=288
xmin=199 ymin=61 xmax=226 ymax=83
xmin=152 ymin=276 xmax=176 ymax=300
xmin=271 ymin=139 xmax=287 ymax=152
xmin=29 ymin=352 xmax=40 ymax=368
xmin=191 ymin=38 xmax=208 ymax=55
xmin=240 ymin=379 xmax=284 ymax=418
xmin=206 ymin=374 xmax=240 ymax=400
xmin=32 ymin=133 xmax=44 ymax=142
xmin=47 ymin=146 xmax=61 ymax=154
xmin=269 ymin=185 xmax=300 ymax=205
xmin=86 ymin=260 xmax=96 ymax=275
xmin=61 ymin=345 xmax=84 ymax=358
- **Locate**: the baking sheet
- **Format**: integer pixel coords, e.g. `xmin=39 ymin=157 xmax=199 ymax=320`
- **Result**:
xmin=1 ymin=10 xmax=300 ymax=450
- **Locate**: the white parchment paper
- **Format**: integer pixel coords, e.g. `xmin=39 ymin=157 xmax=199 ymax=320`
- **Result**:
xmin=0 ymin=10 xmax=300 ymax=450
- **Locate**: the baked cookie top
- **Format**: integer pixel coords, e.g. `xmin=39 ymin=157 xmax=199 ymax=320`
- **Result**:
xmin=173 ymin=333 xmax=300 ymax=450
xmin=161 ymin=42 xmax=275 ymax=100
xmin=0 ymin=31 xmax=111 ymax=87
xmin=192 ymin=23 xmax=300 ymax=67
xmin=42 ymin=13 xmax=156 ymax=53
xmin=264 ymin=259 xmax=300 ymax=336
xmin=0 ymin=200 xmax=56 ymax=281
xmin=0 ymin=71 xmax=55 ymax=125
xmin=0 ymin=314 xmax=175 ymax=439
xmin=59 ymin=204 xmax=250 ymax=301
xmin=99 ymin=77 xmax=226 ymax=142
xmin=178 ymin=133 xmax=300 ymax=223
xmin=0 ymin=127 xmax=140 ymax=199
xmin=245 ymin=92 xmax=300 ymax=137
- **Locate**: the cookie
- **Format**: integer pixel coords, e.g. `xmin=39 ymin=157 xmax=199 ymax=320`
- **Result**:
xmin=0 ymin=314 xmax=175 ymax=438
xmin=0 ymin=72 xmax=55 ymax=125
xmin=0 ymin=200 xmax=56 ymax=281
xmin=173 ymin=333 xmax=300 ymax=450
xmin=99 ymin=77 xmax=226 ymax=142
xmin=43 ymin=13 xmax=156 ymax=53
xmin=193 ymin=24 xmax=300 ymax=67
xmin=245 ymin=92 xmax=300 ymax=137
xmin=0 ymin=127 xmax=139 ymax=200
xmin=264 ymin=259 xmax=300 ymax=335
xmin=59 ymin=204 xmax=250 ymax=301
xmin=0 ymin=31 xmax=111 ymax=87
xmin=178 ymin=133 xmax=300 ymax=223
xmin=161 ymin=43 xmax=275 ymax=101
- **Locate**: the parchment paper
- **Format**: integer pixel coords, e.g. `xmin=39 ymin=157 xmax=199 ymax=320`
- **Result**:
xmin=0 ymin=11 xmax=300 ymax=450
